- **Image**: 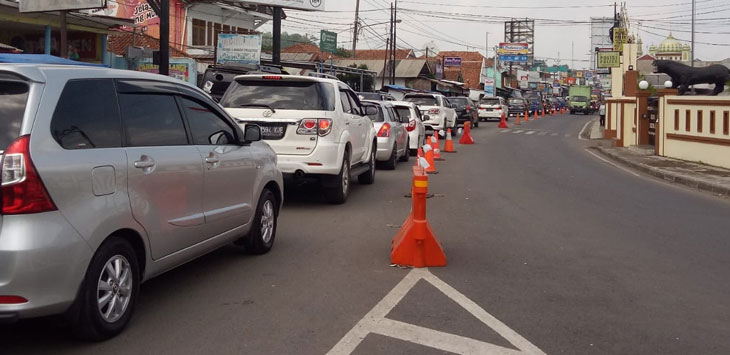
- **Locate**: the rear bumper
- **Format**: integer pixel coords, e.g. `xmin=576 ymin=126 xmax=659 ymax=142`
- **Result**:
xmin=277 ymin=141 xmax=343 ymax=176
xmin=376 ymin=137 xmax=395 ymax=161
xmin=480 ymin=110 xmax=504 ymax=118
xmin=0 ymin=212 xmax=92 ymax=320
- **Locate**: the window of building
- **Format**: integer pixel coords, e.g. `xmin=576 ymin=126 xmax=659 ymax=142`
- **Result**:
xmin=222 ymin=25 xmax=230 ymax=33
xmin=207 ymin=21 xmax=213 ymax=46
xmin=192 ymin=19 xmax=206 ymax=46
xmin=213 ymin=23 xmax=222 ymax=47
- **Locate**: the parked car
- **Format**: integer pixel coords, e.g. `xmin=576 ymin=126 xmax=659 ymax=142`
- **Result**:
xmin=507 ymin=97 xmax=528 ymax=119
xmin=556 ymin=97 xmax=568 ymax=110
xmin=478 ymin=96 xmax=509 ymax=121
xmin=198 ymin=63 xmax=285 ymax=102
xmin=448 ymin=96 xmax=479 ymax=128
xmin=361 ymin=100 xmax=409 ymax=169
xmin=391 ymin=101 xmax=426 ymax=155
xmin=221 ymin=74 xmax=377 ymax=204
xmin=0 ymin=64 xmax=283 ymax=340
xmin=357 ymin=91 xmax=395 ymax=101
xmin=403 ymin=93 xmax=457 ymax=134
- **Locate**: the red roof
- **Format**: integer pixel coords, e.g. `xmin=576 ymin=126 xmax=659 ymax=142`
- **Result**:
xmin=107 ymin=32 xmax=189 ymax=58
xmin=637 ymin=54 xmax=656 ymax=61
xmin=282 ymin=43 xmax=321 ymax=54
xmin=353 ymin=49 xmax=414 ymax=60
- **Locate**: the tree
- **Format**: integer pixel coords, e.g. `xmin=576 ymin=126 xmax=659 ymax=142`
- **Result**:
xmin=337 ymin=64 xmax=374 ymax=92
xmin=335 ymin=47 xmax=352 ymax=58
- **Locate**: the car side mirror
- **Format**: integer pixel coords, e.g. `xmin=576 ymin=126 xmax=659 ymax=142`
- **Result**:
xmin=241 ymin=125 xmax=262 ymax=144
xmin=209 ymin=130 xmax=233 ymax=145
xmin=362 ymin=105 xmax=378 ymax=116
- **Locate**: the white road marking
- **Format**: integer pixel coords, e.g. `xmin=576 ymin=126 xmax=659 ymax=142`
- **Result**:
xmin=538 ymin=132 xmax=548 ymax=136
xmin=585 ymin=149 xmax=641 ymax=177
xmin=513 ymin=130 xmax=524 ymax=134
xmin=550 ymin=133 xmax=558 ymax=136
xmin=525 ymin=131 xmax=536 ymax=135
xmin=326 ymin=268 xmax=547 ymax=355
xmin=500 ymin=129 xmax=511 ymax=133
xmin=578 ymin=119 xmax=596 ymax=141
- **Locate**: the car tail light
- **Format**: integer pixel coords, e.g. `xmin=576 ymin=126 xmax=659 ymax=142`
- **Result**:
xmin=2 ymin=136 xmax=57 ymax=215
xmin=428 ymin=108 xmax=440 ymax=115
xmin=0 ymin=295 xmax=28 ymax=304
xmin=318 ymin=119 xmax=332 ymax=137
xmin=377 ymin=123 xmax=391 ymax=137
xmin=297 ymin=119 xmax=332 ymax=137
xmin=262 ymin=76 xmax=282 ymax=80
xmin=406 ymin=120 xmax=417 ymax=132
xmin=466 ymin=106 xmax=471 ymax=112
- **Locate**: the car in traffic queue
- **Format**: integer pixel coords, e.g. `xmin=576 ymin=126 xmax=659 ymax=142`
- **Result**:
xmin=0 ymin=63 xmax=283 ymax=340
xmin=361 ymin=100 xmax=410 ymax=170
xmin=221 ymin=74 xmax=378 ymax=204
xmin=478 ymin=96 xmax=509 ymax=121
xmin=448 ymin=96 xmax=479 ymax=128
xmin=507 ymin=97 xmax=529 ymax=119
xmin=403 ymin=93 xmax=457 ymax=135
xmin=198 ymin=63 xmax=286 ymax=102
xmin=390 ymin=101 xmax=426 ymax=156
xmin=357 ymin=91 xmax=395 ymax=101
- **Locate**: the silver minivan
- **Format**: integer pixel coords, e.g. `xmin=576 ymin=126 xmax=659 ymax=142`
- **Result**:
xmin=361 ymin=100 xmax=409 ymax=170
xmin=0 ymin=64 xmax=283 ymax=340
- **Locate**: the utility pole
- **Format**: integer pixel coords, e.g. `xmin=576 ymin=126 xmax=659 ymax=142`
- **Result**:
xmin=391 ymin=0 xmax=398 ymax=85
xmin=352 ymin=0 xmax=360 ymax=54
xmin=59 ymin=11 xmax=67 ymax=58
xmin=691 ymin=0 xmax=695 ymax=66
xmin=273 ymin=7 xmax=282 ymax=65
xmin=159 ymin=0 xmax=169 ymax=75
xmin=485 ymin=32 xmax=489 ymax=59
xmin=382 ymin=36 xmax=390 ymax=89
xmin=571 ymin=41 xmax=574 ymax=71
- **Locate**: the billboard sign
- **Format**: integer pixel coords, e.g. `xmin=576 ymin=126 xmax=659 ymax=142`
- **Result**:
xmin=597 ymin=51 xmax=620 ymax=68
xmin=566 ymin=77 xmax=576 ymax=85
xmin=216 ymin=34 xmax=262 ymax=65
xmin=497 ymin=42 xmax=529 ymax=55
xmin=444 ymin=57 xmax=462 ymax=67
xmin=242 ymin=0 xmax=324 ymax=11
xmin=498 ymin=55 xmax=528 ymax=63
xmin=484 ymin=78 xmax=495 ymax=96
xmin=319 ymin=30 xmax=337 ymax=53
xmin=20 ymin=0 xmax=106 ymax=12
xmin=612 ymin=28 xmax=628 ymax=52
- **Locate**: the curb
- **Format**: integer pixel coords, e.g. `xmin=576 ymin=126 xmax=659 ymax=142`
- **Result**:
xmin=590 ymin=146 xmax=730 ymax=198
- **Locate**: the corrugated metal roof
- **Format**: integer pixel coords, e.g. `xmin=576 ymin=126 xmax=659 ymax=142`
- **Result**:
xmin=332 ymin=59 xmax=428 ymax=78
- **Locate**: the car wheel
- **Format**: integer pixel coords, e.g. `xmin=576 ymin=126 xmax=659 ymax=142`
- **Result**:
xmin=69 ymin=237 xmax=139 ymax=341
xmin=383 ymin=144 xmax=397 ymax=170
xmin=326 ymin=154 xmax=351 ymax=204
xmin=399 ymin=139 xmax=410 ymax=162
xmin=239 ymin=189 xmax=277 ymax=254
xmin=358 ymin=145 xmax=376 ymax=185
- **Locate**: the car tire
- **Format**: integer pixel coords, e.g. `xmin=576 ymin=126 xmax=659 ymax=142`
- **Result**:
xmin=326 ymin=154 xmax=351 ymax=204
xmin=383 ymin=144 xmax=398 ymax=170
xmin=240 ymin=189 xmax=277 ymax=255
xmin=69 ymin=237 xmax=140 ymax=341
xmin=399 ymin=139 xmax=410 ymax=162
xmin=358 ymin=145 xmax=376 ymax=185
xmin=473 ymin=118 xmax=479 ymax=128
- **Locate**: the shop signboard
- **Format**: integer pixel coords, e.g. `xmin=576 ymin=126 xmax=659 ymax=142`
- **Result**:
xmin=612 ymin=28 xmax=628 ymax=52
xmin=444 ymin=57 xmax=462 ymax=67
xmin=597 ymin=51 xmax=620 ymax=68
xmin=136 ymin=58 xmax=197 ymax=85
xmin=216 ymin=34 xmax=262 ymax=65
xmin=566 ymin=77 xmax=576 ymax=85
xmin=20 ymin=0 xmax=106 ymax=12
xmin=498 ymin=55 xmax=528 ymax=63
xmin=497 ymin=42 xmax=529 ymax=55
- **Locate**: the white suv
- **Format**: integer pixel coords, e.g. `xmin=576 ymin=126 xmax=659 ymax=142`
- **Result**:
xmin=403 ymin=93 xmax=457 ymax=133
xmin=222 ymin=75 xmax=378 ymax=204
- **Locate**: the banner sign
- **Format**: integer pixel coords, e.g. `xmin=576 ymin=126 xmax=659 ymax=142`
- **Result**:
xmin=597 ymin=51 xmax=621 ymax=68
xmin=216 ymin=34 xmax=262 ymax=65
xmin=612 ymin=28 xmax=628 ymax=52
xmin=498 ymin=55 xmax=528 ymax=63
xmin=242 ymin=0 xmax=324 ymax=11
xmin=497 ymin=42 xmax=529 ymax=55
xmin=319 ymin=30 xmax=337 ymax=53
xmin=484 ymin=78 xmax=495 ymax=96
xmin=444 ymin=57 xmax=462 ymax=66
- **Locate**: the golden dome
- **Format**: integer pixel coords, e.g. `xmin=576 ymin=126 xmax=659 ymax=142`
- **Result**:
xmin=658 ymin=34 xmax=685 ymax=52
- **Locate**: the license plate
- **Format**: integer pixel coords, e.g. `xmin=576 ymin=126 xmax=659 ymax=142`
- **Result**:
xmin=260 ymin=125 xmax=285 ymax=139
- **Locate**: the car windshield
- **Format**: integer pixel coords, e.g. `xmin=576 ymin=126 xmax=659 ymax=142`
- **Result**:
xmin=221 ymin=79 xmax=336 ymax=111
xmin=404 ymin=95 xmax=438 ymax=106
xmin=572 ymin=96 xmax=588 ymax=102
xmin=358 ymin=92 xmax=381 ymax=100
xmin=450 ymin=98 xmax=469 ymax=108
xmin=394 ymin=106 xmax=412 ymax=120
xmin=364 ymin=104 xmax=384 ymax=122
xmin=0 ymin=80 xmax=29 ymax=151
xmin=509 ymin=98 xmax=524 ymax=105
xmin=481 ymin=98 xmax=501 ymax=105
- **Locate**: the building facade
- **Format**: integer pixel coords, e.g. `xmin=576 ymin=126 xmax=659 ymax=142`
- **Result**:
xmin=649 ymin=34 xmax=691 ymax=63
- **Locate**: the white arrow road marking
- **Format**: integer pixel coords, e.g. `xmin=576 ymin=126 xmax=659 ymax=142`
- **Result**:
xmin=326 ymin=268 xmax=547 ymax=355
xmin=513 ymin=130 xmax=524 ymax=134
xmin=525 ymin=131 xmax=536 ymax=135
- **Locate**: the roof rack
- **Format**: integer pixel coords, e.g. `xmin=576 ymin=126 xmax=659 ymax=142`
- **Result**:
xmin=308 ymin=72 xmax=339 ymax=80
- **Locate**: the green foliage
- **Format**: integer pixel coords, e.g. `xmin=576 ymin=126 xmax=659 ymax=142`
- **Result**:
xmin=336 ymin=64 xmax=374 ymax=92
xmin=261 ymin=32 xmax=315 ymax=52
xmin=335 ymin=47 xmax=353 ymax=58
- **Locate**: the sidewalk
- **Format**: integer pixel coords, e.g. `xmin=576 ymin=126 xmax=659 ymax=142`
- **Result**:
xmin=591 ymin=143 xmax=730 ymax=197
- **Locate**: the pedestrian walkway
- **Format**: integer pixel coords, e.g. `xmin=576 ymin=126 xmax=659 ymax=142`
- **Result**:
xmin=500 ymin=129 xmax=561 ymax=137
xmin=592 ymin=145 xmax=730 ymax=198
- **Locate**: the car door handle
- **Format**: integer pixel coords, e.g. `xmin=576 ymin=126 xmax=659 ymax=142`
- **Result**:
xmin=205 ymin=156 xmax=220 ymax=164
xmin=134 ymin=160 xmax=155 ymax=169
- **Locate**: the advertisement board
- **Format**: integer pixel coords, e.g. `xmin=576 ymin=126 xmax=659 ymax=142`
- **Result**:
xmin=597 ymin=51 xmax=620 ymax=68
xmin=216 ymin=34 xmax=262 ymax=65
xmin=242 ymin=0 xmax=324 ymax=11
xmin=319 ymin=30 xmax=337 ymax=53
xmin=612 ymin=28 xmax=628 ymax=52
xmin=444 ymin=57 xmax=462 ymax=67
xmin=136 ymin=58 xmax=197 ymax=85
xmin=484 ymin=78 xmax=495 ymax=96
xmin=497 ymin=42 xmax=529 ymax=55
xmin=20 ymin=0 xmax=106 ymax=12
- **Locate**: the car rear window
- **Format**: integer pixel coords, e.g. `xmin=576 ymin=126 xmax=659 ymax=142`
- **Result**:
xmin=0 ymin=80 xmax=29 ymax=151
xmin=481 ymin=98 xmax=500 ymax=105
xmin=450 ymin=98 xmax=469 ymax=107
xmin=221 ymin=79 xmax=335 ymax=111
xmin=404 ymin=95 xmax=438 ymax=106
xmin=394 ymin=106 xmax=412 ymax=120
xmin=364 ymin=104 xmax=384 ymax=122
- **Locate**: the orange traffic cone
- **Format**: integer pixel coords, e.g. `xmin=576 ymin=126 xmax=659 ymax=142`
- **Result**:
xmin=443 ymin=128 xmax=457 ymax=153
xmin=541 ymin=109 xmax=546 ymax=118
xmin=391 ymin=166 xmax=447 ymax=268
xmin=415 ymin=147 xmax=424 ymax=167
xmin=533 ymin=109 xmax=539 ymax=119
xmin=422 ymin=144 xmax=438 ymax=174
xmin=498 ymin=113 xmax=509 ymax=129
xmin=524 ymin=111 xmax=529 ymax=122
xmin=429 ymin=133 xmax=444 ymax=161
xmin=459 ymin=121 xmax=475 ymax=144
xmin=515 ymin=112 xmax=521 ymax=125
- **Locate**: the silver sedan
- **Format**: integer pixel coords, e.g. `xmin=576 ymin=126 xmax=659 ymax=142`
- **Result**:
xmin=362 ymin=100 xmax=410 ymax=169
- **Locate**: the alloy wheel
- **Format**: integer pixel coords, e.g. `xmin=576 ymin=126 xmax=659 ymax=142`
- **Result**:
xmin=97 ymin=255 xmax=133 ymax=323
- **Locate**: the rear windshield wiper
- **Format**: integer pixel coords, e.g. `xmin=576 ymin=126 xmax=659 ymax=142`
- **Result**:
xmin=238 ymin=103 xmax=276 ymax=113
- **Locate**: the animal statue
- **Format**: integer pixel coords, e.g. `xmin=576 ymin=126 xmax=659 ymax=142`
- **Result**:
xmin=653 ymin=60 xmax=730 ymax=95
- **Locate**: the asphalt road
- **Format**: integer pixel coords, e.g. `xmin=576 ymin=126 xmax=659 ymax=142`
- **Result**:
xmin=3 ymin=113 xmax=730 ymax=355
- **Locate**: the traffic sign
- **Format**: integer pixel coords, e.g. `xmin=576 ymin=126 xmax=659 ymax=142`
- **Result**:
xmin=319 ymin=30 xmax=337 ymax=54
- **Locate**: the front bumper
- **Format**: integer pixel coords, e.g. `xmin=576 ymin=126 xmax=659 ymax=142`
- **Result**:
xmin=0 ymin=212 xmax=93 ymax=320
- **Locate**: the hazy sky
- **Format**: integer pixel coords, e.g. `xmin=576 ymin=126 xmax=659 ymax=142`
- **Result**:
xmin=261 ymin=0 xmax=730 ymax=69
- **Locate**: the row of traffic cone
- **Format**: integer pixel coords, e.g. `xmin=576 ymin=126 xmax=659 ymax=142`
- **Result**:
xmin=498 ymin=105 xmax=568 ymax=129
xmin=416 ymin=123 xmax=475 ymax=174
